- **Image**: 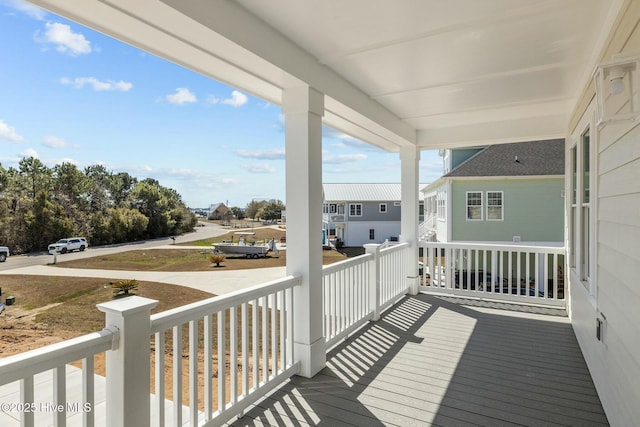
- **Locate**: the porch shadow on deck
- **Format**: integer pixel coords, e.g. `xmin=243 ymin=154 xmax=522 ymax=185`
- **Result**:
xmin=231 ymin=294 xmax=608 ymax=426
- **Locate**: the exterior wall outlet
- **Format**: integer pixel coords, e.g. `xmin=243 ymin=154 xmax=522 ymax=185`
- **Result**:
xmin=513 ymin=236 xmax=521 ymax=242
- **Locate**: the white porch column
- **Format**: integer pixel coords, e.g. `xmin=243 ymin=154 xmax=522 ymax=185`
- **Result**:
xmin=400 ymin=146 xmax=421 ymax=295
xmin=97 ymin=296 xmax=158 ymax=427
xmin=283 ymin=85 xmax=326 ymax=378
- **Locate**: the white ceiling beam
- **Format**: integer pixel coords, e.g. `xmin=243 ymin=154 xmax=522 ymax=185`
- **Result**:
xmin=157 ymin=0 xmax=416 ymax=148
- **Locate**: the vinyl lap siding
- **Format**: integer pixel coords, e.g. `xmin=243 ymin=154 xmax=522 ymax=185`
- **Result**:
xmin=592 ymin=122 xmax=640 ymax=421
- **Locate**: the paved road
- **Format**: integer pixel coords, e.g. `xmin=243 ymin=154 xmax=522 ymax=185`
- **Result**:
xmin=0 ymin=222 xmax=229 ymax=271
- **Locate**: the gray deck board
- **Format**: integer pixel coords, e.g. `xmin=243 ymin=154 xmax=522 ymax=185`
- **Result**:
xmin=230 ymin=294 xmax=609 ymax=426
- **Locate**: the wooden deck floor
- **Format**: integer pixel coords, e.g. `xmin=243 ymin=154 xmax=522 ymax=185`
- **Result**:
xmin=231 ymin=294 xmax=609 ymax=426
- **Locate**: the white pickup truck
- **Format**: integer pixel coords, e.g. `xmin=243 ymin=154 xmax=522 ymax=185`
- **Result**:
xmin=48 ymin=237 xmax=89 ymax=254
xmin=0 ymin=246 xmax=9 ymax=262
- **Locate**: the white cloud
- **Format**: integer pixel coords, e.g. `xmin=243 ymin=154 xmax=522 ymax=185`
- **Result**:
xmin=241 ymin=163 xmax=276 ymax=174
xmin=2 ymin=0 xmax=46 ymax=20
xmin=20 ymin=147 xmax=38 ymax=158
xmin=42 ymin=136 xmax=73 ymax=148
xmin=0 ymin=120 xmax=24 ymax=143
xmin=222 ymin=90 xmax=248 ymax=107
xmin=60 ymin=77 xmax=133 ymax=92
xmin=323 ymin=153 xmax=367 ymax=164
xmin=39 ymin=22 xmax=91 ymax=56
xmin=206 ymin=94 xmax=220 ymax=105
xmin=235 ymin=148 xmax=285 ymax=160
xmin=165 ymin=88 xmax=197 ymax=105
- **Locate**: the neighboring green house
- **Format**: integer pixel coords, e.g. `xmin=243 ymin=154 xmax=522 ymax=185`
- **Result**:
xmin=422 ymin=139 xmax=565 ymax=243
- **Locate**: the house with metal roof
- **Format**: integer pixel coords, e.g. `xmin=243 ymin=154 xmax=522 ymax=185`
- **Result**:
xmin=323 ymin=183 xmax=424 ymax=246
xmin=422 ymin=139 xmax=565 ymax=243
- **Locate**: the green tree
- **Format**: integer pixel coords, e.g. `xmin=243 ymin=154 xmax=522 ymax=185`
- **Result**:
xmin=260 ymin=199 xmax=285 ymax=221
xmin=230 ymin=206 xmax=244 ymax=220
xmin=18 ymin=157 xmax=52 ymax=199
xmin=245 ymin=200 xmax=264 ymax=220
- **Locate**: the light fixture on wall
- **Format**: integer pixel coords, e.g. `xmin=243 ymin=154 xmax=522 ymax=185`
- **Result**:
xmin=607 ymin=66 xmax=626 ymax=95
xmin=594 ymin=54 xmax=640 ymax=125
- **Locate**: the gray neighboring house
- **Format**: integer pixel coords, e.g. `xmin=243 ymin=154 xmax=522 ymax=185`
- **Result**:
xmin=323 ymin=183 xmax=425 ymax=247
xmin=422 ymin=139 xmax=565 ymax=243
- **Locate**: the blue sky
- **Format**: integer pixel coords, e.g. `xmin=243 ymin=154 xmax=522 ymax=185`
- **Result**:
xmin=0 ymin=0 xmax=443 ymax=208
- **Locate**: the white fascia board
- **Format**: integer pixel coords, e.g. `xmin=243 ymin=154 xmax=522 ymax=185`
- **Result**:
xmin=417 ymin=115 xmax=567 ymax=149
xmin=421 ymin=177 xmax=447 ymax=194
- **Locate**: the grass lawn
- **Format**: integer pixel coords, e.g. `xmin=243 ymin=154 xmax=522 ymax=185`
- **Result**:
xmin=53 ymin=247 xmax=348 ymax=271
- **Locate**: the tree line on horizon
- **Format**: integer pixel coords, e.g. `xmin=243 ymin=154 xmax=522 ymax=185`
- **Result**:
xmin=0 ymin=157 xmax=197 ymax=254
xmin=207 ymin=199 xmax=285 ymax=222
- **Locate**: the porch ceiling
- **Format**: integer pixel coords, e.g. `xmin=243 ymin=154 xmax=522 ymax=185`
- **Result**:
xmin=29 ymin=0 xmax=623 ymax=151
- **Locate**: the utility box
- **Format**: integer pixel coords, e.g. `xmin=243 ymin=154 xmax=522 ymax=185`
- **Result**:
xmin=5 ymin=296 xmax=15 ymax=305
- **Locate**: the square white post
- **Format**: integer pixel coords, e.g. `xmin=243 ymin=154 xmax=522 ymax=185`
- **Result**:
xmin=364 ymin=243 xmax=381 ymax=321
xmin=400 ymin=146 xmax=421 ymax=295
xmin=97 ymin=296 xmax=158 ymax=427
xmin=283 ymin=85 xmax=326 ymax=378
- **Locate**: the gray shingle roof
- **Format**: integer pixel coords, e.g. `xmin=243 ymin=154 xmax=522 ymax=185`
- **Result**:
xmin=444 ymin=139 xmax=565 ymax=178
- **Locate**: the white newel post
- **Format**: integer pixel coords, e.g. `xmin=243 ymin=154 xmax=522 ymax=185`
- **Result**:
xmin=400 ymin=146 xmax=420 ymax=295
xmin=364 ymin=243 xmax=381 ymax=321
xmin=283 ymin=85 xmax=326 ymax=378
xmin=97 ymin=296 xmax=158 ymax=427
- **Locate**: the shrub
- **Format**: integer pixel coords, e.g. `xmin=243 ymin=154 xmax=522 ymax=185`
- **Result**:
xmin=112 ymin=279 xmax=139 ymax=297
xmin=209 ymin=254 xmax=226 ymax=267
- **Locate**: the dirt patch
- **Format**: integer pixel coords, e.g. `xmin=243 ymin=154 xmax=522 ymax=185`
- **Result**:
xmin=0 ymin=276 xmax=213 ymax=357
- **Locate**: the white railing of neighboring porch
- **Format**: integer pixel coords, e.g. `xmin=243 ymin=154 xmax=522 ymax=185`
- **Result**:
xmin=322 ymin=242 xmax=410 ymax=349
xmin=420 ymin=241 xmax=566 ymax=307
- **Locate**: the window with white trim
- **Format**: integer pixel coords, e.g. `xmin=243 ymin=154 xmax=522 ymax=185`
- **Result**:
xmin=581 ymin=129 xmax=591 ymax=282
xmin=379 ymin=203 xmax=387 ymax=213
xmin=466 ymin=191 xmax=483 ymax=221
xmin=486 ymin=191 xmax=503 ymax=221
xmin=349 ymin=203 xmax=362 ymax=217
xmin=437 ymin=191 xmax=446 ymax=220
xmin=569 ymin=122 xmax=593 ymax=291
xmin=369 ymin=229 xmax=375 ymax=240
xmin=570 ymin=146 xmax=577 ymax=269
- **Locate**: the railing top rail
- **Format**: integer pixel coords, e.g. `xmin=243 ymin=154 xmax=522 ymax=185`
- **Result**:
xmin=0 ymin=328 xmax=115 ymax=385
xmin=150 ymin=275 xmax=302 ymax=333
xmin=420 ymin=241 xmax=565 ymax=254
xmin=322 ymin=253 xmax=373 ymax=275
xmin=380 ymin=241 xmax=410 ymax=254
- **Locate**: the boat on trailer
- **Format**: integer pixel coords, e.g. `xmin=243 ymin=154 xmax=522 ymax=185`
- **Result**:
xmin=212 ymin=232 xmax=277 ymax=258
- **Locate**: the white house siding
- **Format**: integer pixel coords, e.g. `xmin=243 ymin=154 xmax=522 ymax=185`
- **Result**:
xmin=569 ymin=5 xmax=640 ymax=424
xmin=574 ymin=121 xmax=640 ymax=425
xmin=345 ymin=221 xmax=400 ymax=246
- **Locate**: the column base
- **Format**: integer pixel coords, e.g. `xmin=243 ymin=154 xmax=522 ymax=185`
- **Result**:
xmin=294 ymin=336 xmax=326 ymax=378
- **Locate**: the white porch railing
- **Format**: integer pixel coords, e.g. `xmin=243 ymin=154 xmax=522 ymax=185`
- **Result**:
xmin=149 ymin=275 xmax=300 ymax=427
xmin=420 ymin=241 xmax=566 ymax=307
xmin=322 ymin=242 xmax=410 ymax=349
xmin=322 ymin=254 xmax=373 ymax=349
xmin=0 ymin=328 xmax=115 ymax=427
xmin=0 ymin=243 xmax=413 ymax=427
